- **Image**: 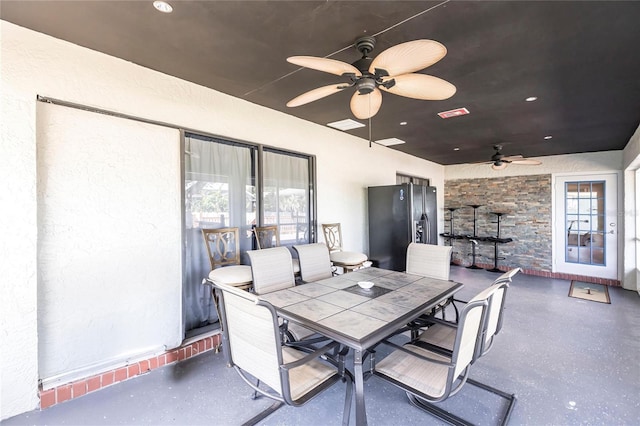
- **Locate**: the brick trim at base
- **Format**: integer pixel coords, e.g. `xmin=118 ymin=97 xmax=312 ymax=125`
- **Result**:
xmin=452 ymin=261 xmax=621 ymax=287
xmin=39 ymin=334 xmax=222 ymax=410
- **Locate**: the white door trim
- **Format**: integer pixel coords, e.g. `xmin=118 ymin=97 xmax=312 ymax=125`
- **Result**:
xmin=551 ymin=171 xmax=622 ymax=280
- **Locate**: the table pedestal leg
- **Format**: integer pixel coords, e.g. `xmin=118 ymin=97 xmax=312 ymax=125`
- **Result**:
xmin=354 ymin=349 xmax=367 ymax=426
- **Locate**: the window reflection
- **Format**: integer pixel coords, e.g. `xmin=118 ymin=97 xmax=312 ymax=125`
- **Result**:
xmin=565 ymin=180 xmax=605 ymax=266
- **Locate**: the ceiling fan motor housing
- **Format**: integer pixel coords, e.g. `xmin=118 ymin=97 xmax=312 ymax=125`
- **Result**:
xmin=351 ymin=37 xmax=395 ymax=93
xmin=357 ymin=77 xmax=377 ymax=94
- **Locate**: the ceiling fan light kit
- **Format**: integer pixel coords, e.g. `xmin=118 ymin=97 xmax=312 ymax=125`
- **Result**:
xmin=286 ymin=36 xmax=456 ymax=120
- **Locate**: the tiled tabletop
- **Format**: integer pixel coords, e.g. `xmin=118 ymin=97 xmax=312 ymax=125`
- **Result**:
xmin=258 ymin=267 xmax=463 ymax=351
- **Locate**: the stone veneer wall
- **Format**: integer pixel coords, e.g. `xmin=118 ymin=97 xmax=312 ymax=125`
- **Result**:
xmin=444 ymin=175 xmax=552 ymax=272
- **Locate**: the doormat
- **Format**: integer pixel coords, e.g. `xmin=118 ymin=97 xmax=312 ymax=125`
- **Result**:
xmin=568 ymin=281 xmax=610 ymax=304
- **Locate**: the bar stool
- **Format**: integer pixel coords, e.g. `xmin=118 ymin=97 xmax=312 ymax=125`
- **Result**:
xmin=466 ymin=205 xmax=483 ymax=269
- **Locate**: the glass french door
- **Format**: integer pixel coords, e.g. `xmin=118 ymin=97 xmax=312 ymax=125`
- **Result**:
xmin=554 ymin=173 xmax=618 ymax=279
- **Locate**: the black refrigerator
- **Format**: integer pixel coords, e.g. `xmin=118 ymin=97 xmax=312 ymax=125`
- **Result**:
xmin=368 ymin=183 xmax=438 ymax=271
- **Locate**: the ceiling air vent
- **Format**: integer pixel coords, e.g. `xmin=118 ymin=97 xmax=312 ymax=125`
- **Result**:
xmin=327 ymin=119 xmax=365 ymax=131
xmin=437 ymin=107 xmax=470 ymax=119
xmin=375 ymin=138 xmax=406 ymax=146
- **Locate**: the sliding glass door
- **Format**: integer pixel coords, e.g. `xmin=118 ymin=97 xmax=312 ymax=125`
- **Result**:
xmin=183 ymin=135 xmax=315 ymax=336
xmin=184 ymin=134 xmax=256 ymax=333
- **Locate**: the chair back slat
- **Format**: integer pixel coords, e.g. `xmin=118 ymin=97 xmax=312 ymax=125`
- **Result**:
xmin=253 ymin=225 xmax=280 ymax=249
xmin=321 ymin=223 xmax=343 ymax=252
xmin=405 ymin=243 xmax=452 ymax=280
xmin=293 ymin=243 xmax=333 ymax=282
xmin=217 ymin=284 xmax=283 ymax=393
xmin=451 ymin=300 xmax=486 ymax=379
xmin=485 ymin=285 xmax=506 ymax=341
xmin=468 ymin=280 xmax=510 ymax=356
xmin=247 ymin=246 xmax=295 ymax=294
xmin=202 ymin=227 xmax=242 ymax=269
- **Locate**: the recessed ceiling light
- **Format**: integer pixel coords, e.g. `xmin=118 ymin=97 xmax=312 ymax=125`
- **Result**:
xmin=400 ymin=121 xmax=408 ymax=126
xmin=153 ymin=1 xmax=173 ymax=13
xmin=375 ymin=138 xmax=406 ymax=147
xmin=544 ymin=135 xmax=553 ymax=140
xmin=525 ymin=96 xmax=538 ymax=102
xmin=453 ymin=147 xmax=460 ymax=151
xmin=327 ymin=119 xmax=365 ymax=131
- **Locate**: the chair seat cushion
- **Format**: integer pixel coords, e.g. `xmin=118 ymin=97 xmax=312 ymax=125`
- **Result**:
xmin=282 ymin=346 xmax=337 ymax=401
xmin=375 ymin=344 xmax=450 ymax=399
xmin=417 ymin=324 xmax=455 ymax=352
xmin=330 ymin=251 xmax=367 ymax=266
xmin=208 ymin=265 xmax=252 ymax=286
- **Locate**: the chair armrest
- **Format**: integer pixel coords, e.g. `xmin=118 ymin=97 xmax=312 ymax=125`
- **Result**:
xmin=423 ymin=317 xmax=458 ymax=329
xmin=411 ymin=313 xmax=458 ymax=329
xmin=379 ymin=339 xmax=453 ymax=367
xmin=281 ymin=341 xmax=340 ymax=370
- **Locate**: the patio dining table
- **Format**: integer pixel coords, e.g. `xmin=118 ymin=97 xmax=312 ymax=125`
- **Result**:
xmin=258 ymin=267 xmax=463 ymax=426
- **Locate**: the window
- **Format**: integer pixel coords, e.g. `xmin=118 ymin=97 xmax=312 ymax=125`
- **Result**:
xmin=262 ymin=149 xmax=313 ymax=245
xmin=397 ymin=173 xmax=430 ymax=186
xmin=564 ymin=180 xmax=605 ymax=265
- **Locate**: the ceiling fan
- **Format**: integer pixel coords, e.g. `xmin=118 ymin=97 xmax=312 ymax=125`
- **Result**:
xmin=485 ymin=144 xmax=542 ymax=170
xmin=286 ymin=36 xmax=456 ymax=120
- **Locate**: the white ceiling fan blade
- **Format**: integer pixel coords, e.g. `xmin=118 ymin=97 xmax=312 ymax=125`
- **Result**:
xmin=511 ymin=159 xmax=542 ymax=165
xmin=380 ymin=74 xmax=456 ymax=100
xmin=350 ymin=88 xmax=382 ymax=119
xmin=286 ymin=84 xmax=346 ymax=107
xmin=287 ymin=56 xmax=362 ymax=77
xmin=492 ymin=162 xmax=508 ymax=170
xmin=501 ymin=155 xmax=524 ymax=161
xmin=369 ymin=40 xmax=447 ymax=76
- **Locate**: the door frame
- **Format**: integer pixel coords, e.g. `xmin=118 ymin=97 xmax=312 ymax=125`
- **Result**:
xmin=551 ymin=171 xmax=622 ymax=280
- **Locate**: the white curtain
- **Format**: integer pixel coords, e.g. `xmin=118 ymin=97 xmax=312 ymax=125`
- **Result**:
xmin=263 ymin=150 xmax=310 ymax=245
xmin=184 ymin=135 xmax=254 ymax=329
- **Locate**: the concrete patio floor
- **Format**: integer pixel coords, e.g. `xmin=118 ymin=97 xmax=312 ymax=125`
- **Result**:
xmin=3 ymin=266 xmax=639 ymax=425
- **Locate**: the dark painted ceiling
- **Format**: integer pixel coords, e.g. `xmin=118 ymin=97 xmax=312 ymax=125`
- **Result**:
xmin=2 ymin=1 xmax=639 ymax=165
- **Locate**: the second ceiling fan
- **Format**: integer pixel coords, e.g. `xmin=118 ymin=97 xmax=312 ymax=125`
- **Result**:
xmin=286 ymin=36 xmax=456 ymax=120
xmin=485 ymin=144 xmax=542 ymax=170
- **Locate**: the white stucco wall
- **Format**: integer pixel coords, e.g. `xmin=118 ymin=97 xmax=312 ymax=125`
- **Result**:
xmin=0 ymin=20 xmax=445 ymax=419
xmin=37 ymin=103 xmax=183 ymax=388
xmin=622 ymin=125 xmax=640 ymax=292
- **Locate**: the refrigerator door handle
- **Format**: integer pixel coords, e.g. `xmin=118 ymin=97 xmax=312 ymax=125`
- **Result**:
xmin=424 ymin=214 xmax=430 ymax=244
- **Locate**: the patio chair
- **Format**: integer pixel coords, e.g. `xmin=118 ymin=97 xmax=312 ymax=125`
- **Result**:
xmin=213 ymin=281 xmax=353 ymax=426
xmin=447 ymin=267 xmax=521 ymax=326
xmin=201 ymin=227 xmax=253 ymax=291
xmin=252 ymin=224 xmax=300 ymax=276
xmin=373 ymin=293 xmax=493 ymax=425
xmin=413 ymin=278 xmax=519 ymax=425
xmin=247 ymin=246 xmax=316 ymax=342
xmin=293 ymin=243 xmax=333 ymax=283
xmin=405 ymin=242 xmax=454 ymax=323
xmin=321 ymin=223 xmax=368 ymax=273
xmin=417 ymin=280 xmax=511 ymax=361
xmin=201 ymin=227 xmax=253 ymax=324
xmin=405 ymin=242 xmax=453 ymax=280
